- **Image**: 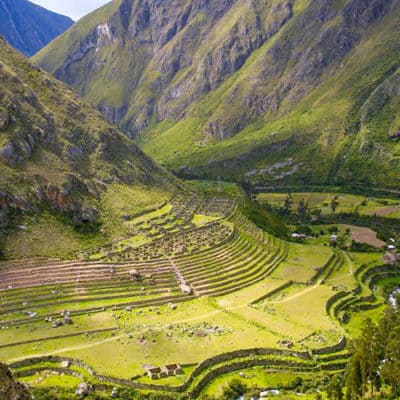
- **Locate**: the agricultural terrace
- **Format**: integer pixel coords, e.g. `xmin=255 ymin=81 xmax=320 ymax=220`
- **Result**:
xmin=0 ymin=192 xmax=398 ymax=398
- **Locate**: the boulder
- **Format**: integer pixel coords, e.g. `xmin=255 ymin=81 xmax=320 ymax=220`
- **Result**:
xmin=75 ymin=382 xmax=91 ymax=396
xmin=180 ymin=284 xmax=193 ymax=295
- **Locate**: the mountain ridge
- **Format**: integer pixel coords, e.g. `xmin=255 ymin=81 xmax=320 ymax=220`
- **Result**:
xmin=33 ymin=0 xmax=400 ymax=188
xmin=0 ymin=36 xmax=178 ymax=258
xmin=0 ymin=0 xmax=73 ymax=56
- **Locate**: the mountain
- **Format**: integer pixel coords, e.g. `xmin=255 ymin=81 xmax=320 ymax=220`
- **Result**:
xmin=0 ymin=363 xmax=31 ymax=400
xmin=0 ymin=0 xmax=73 ymax=56
xmin=33 ymin=0 xmax=400 ymax=188
xmin=0 ymin=37 xmax=178 ymax=259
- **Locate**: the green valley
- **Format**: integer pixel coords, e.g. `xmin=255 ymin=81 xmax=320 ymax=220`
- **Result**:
xmin=0 ymin=0 xmax=399 ymax=399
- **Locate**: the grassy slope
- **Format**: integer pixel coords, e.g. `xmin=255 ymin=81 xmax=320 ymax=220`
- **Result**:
xmin=0 ymin=37 xmax=179 ymax=258
xmin=32 ymin=0 xmax=400 ymax=188
xmin=141 ymin=5 xmax=400 ymax=187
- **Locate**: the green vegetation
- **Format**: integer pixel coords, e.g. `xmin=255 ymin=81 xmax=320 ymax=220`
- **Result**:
xmin=257 ymin=192 xmax=400 ymax=219
xmin=0 ymin=37 xmax=179 ymax=259
xmin=2 ymin=0 xmax=400 ymax=395
xmin=33 ymin=0 xmax=400 ymax=188
xmin=345 ymin=305 xmax=400 ymax=399
xmin=1 ymin=185 xmax=398 ymax=399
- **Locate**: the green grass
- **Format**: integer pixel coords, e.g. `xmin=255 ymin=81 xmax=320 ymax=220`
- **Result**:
xmin=202 ymin=368 xmax=313 ymax=397
xmin=20 ymin=374 xmax=82 ymax=388
xmin=271 ymin=243 xmax=333 ymax=283
xmin=1 ymin=190 xmax=398 ymax=397
xmin=3 ymin=212 xmax=104 ymax=259
xmin=257 ymin=192 xmax=400 ymax=217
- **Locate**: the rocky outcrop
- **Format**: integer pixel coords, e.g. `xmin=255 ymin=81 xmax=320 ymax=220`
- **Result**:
xmin=34 ymin=0 xmax=397 ymax=140
xmin=33 ymin=0 xmax=400 ymax=187
xmin=0 ymin=363 xmax=32 ymax=400
xmin=0 ymin=37 xmax=177 ymax=243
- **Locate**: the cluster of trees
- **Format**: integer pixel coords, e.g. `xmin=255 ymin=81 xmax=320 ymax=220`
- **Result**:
xmin=279 ymin=193 xmax=340 ymax=221
xmin=345 ymin=305 xmax=400 ymax=399
xmin=200 ymin=379 xmax=254 ymax=400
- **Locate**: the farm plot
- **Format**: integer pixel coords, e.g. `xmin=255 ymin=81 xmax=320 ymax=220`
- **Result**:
xmin=271 ymin=243 xmax=333 ymax=283
xmin=251 ymin=284 xmax=342 ymax=345
xmin=338 ymin=224 xmax=385 ymax=248
xmin=257 ymin=192 xmax=400 ymax=217
xmin=1 ymin=193 xmax=397 ymax=397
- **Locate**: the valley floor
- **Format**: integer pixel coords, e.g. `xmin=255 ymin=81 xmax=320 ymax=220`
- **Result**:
xmin=0 ymin=188 xmax=398 ymax=398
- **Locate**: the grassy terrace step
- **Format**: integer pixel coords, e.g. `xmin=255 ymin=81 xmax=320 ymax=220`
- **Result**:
xmin=180 ymin=243 xmax=261 ymax=281
xmin=198 ymin=243 xmax=288 ymax=296
xmin=192 ymin=249 xmax=270 ymax=289
xmin=0 ymin=262 xmax=177 ymax=290
xmin=0 ymin=286 xmax=178 ymax=314
xmin=0 ymin=278 xmax=175 ymax=303
xmin=1 ymin=292 xmax=192 ymax=326
xmin=310 ymin=250 xmax=344 ymax=284
xmin=180 ymin=239 xmax=277 ymax=281
xmin=0 ymin=290 xmax=180 ymax=318
xmin=174 ymin=235 xmax=250 ymax=273
xmin=0 ymin=260 xmax=175 ymax=278
xmin=175 ymin=246 xmax=254 ymax=275
xmin=228 ymin=211 xmax=265 ymax=243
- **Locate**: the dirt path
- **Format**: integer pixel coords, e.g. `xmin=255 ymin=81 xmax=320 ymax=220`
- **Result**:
xmin=326 ymin=253 xmax=354 ymax=282
xmin=269 ymin=283 xmax=321 ymax=304
xmin=374 ymin=204 xmax=400 ymax=216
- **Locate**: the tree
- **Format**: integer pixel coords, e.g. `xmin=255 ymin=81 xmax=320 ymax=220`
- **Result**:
xmin=221 ymin=379 xmax=247 ymax=400
xmin=331 ymin=196 xmax=340 ymax=214
xmin=381 ymin=326 xmax=400 ymax=394
xmin=345 ymin=354 xmax=363 ymax=400
xmin=297 ymin=199 xmax=309 ymax=223
xmin=282 ymin=193 xmax=293 ymax=215
xmin=345 ymin=305 xmax=400 ymax=398
xmin=327 ymin=375 xmax=344 ymax=400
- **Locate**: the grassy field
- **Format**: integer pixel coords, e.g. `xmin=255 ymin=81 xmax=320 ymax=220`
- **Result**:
xmin=0 ymin=191 xmax=397 ymax=398
xmin=257 ymin=192 xmax=400 ymax=218
xmin=271 ymin=243 xmax=333 ymax=282
xmin=202 ymin=368 xmax=315 ymax=397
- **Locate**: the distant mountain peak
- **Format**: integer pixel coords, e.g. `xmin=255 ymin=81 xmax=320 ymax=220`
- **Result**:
xmin=0 ymin=0 xmax=73 ymax=56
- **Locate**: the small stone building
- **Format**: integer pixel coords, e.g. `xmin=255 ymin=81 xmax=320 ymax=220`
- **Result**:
xmin=163 ymin=364 xmax=183 ymax=376
xmin=145 ymin=366 xmax=162 ymax=380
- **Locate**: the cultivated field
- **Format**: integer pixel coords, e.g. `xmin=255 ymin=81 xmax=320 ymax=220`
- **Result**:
xmin=0 ymin=191 xmax=397 ymax=398
xmin=257 ymin=192 xmax=400 ymax=218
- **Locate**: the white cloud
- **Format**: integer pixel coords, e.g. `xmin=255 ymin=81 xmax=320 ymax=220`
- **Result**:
xmin=29 ymin=0 xmax=111 ymax=21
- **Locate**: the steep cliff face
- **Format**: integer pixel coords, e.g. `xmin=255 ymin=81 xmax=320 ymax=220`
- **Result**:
xmin=0 ymin=37 xmax=177 ymax=256
xmin=33 ymin=0 xmax=295 ymax=135
xmin=33 ymin=0 xmax=400 ymax=187
xmin=0 ymin=363 xmax=32 ymax=400
xmin=0 ymin=0 xmax=73 ymax=57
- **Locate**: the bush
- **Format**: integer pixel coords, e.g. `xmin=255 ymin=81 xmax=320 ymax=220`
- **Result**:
xmin=221 ymin=379 xmax=247 ymax=400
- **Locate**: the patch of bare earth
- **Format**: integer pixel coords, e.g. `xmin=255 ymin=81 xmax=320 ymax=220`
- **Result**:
xmin=343 ymin=225 xmax=385 ymax=248
xmin=374 ymin=205 xmax=400 ymax=216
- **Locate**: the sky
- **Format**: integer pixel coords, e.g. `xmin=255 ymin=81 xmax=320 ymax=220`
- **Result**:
xmin=29 ymin=0 xmax=110 ymax=21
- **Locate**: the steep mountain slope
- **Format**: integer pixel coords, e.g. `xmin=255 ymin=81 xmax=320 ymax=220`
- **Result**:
xmin=0 ymin=37 xmax=178 ymax=258
xmin=0 ymin=0 xmax=73 ymax=57
xmin=33 ymin=0 xmax=400 ymax=188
